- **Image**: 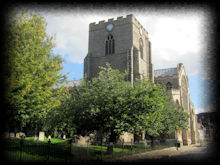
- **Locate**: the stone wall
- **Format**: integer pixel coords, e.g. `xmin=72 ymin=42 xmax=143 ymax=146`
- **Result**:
xmin=154 ymin=74 xmax=179 ymax=89
xmin=84 ymin=15 xmax=198 ymax=147
xmin=154 ymin=63 xmax=198 ymax=146
xmin=84 ymin=14 xmax=153 ymax=83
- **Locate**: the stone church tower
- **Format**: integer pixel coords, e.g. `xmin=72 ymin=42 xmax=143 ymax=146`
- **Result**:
xmin=84 ymin=14 xmax=154 ymax=85
xmin=83 ymin=14 xmax=199 ymax=146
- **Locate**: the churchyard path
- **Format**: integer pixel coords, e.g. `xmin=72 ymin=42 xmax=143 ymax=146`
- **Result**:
xmin=104 ymin=143 xmax=218 ymax=164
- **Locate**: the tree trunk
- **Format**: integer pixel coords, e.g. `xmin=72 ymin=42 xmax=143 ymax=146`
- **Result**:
xmin=109 ymin=128 xmax=117 ymax=143
xmin=150 ymin=136 xmax=155 ymax=149
xmin=107 ymin=128 xmax=118 ymax=154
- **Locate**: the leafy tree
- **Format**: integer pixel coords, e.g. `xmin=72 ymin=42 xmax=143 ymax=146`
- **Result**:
xmin=136 ymin=82 xmax=189 ymax=139
xmin=42 ymin=86 xmax=73 ymax=137
xmin=70 ymin=64 xmax=132 ymax=142
xmin=69 ymin=63 xmax=189 ymax=146
xmin=4 ymin=10 xmax=67 ymax=132
xmin=160 ymin=92 xmax=189 ymax=137
xmin=140 ymin=86 xmax=189 ymax=147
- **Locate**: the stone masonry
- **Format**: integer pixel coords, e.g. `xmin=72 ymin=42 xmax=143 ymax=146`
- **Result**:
xmin=84 ymin=14 xmax=154 ymax=85
xmin=154 ymin=63 xmax=199 ymax=146
xmin=83 ymin=14 xmax=199 ymax=146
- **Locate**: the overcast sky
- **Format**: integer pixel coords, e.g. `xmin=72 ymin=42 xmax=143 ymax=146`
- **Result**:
xmin=15 ymin=5 xmax=213 ymax=114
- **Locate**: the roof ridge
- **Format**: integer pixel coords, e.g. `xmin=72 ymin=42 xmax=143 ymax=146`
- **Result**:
xmin=154 ymin=67 xmax=177 ymax=78
xmin=154 ymin=67 xmax=177 ymax=71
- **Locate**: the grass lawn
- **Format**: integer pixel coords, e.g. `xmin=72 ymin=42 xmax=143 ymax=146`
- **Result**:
xmin=3 ymin=137 xmax=71 ymax=162
xmin=2 ymin=137 xmax=172 ymax=162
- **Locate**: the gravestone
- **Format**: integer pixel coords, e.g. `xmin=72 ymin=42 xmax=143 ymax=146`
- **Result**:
xmin=48 ymin=135 xmax=51 ymax=140
xmin=63 ymin=135 xmax=66 ymax=139
xmin=39 ymin=131 xmax=45 ymax=141
xmin=15 ymin=132 xmax=25 ymax=138
xmin=73 ymin=135 xmax=91 ymax=146
xmin=9 ymin=132 xmax=15 ymax=139
xmin=143 ymin=139 xmax=147 ymax=146
xmin=16 ymin=133 xmax=20 ymax=138
xmin=19 ymin=132 xmax=26 ymax=138
xmin=34 ymin=135 xmax=38 ymax=141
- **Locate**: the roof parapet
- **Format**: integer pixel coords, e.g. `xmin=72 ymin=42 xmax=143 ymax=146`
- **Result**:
xmin=117 ymin=16 xmax=123 ymax=19
xmin=89 ymin=14 xmax=134 ymax=26
xmin=108 ymin=18 xmax=114 ymax=21
xmin=89 ymin=22 xmax=96 ymax=26
xmin=99 ymin=20 xmax=105 ymax=24
xmin=89 ymin=14 xmax=148 ymax=35
xmin=126 ymin=14 xmax=133 ymax=18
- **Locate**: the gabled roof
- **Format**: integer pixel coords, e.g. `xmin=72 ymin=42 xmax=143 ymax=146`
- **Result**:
xmin=154 ymin=67 xmax=177 ymax=78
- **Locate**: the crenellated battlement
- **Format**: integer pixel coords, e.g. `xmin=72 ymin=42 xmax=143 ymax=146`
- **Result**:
xmin=117 ymin=16 xmax=123 ymax=20
xmin=86 ymin=14 xmax=153 ymax=95
xmin=89 ymin=14 xmax=148 ymax=35
xmin=108 ymin=18 xmax=114 ymax=22
xmin=89 ymin=14 xmax=133 ymax=27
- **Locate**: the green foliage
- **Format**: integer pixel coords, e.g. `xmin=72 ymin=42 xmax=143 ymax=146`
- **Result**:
xmin=70 ymin=63 xmax=132 ymax=138
xmin=130 ymin=80 xmax=167 ymax=137
xmin=68 ymin=63 xmax=189 ymax=142
xmin=160 ymin=93 xmax=189 ymax=136
xmin=42 ymin=86 xmax=74 ymax=137
xmin=133 ymin=82 xmax=189 ymax=138
xmin=5 ymin=10 xmax=67 ymax=131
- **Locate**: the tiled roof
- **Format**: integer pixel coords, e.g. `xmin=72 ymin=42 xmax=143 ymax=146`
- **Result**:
xmin=154 ymin=68 xmax=177 ymax=78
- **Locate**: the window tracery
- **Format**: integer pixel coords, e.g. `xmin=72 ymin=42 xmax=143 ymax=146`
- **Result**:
xmin=105 ymin=34 xmax=115 ymax=55
xmin=166 ymin=82 xmax=172 ymax=90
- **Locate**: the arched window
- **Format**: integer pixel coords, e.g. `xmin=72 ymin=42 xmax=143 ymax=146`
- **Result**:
xmin=166 ymin=82 xmax=172 ymax=90
xmin=139 ymin=38 xmax=143 ymax=59
xmin=105 ymin=34 xmax=115 ymax=55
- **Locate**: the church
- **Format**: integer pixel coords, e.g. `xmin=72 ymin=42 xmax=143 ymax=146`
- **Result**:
xmin=84 ymin=14 xmax=199 ymax=146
